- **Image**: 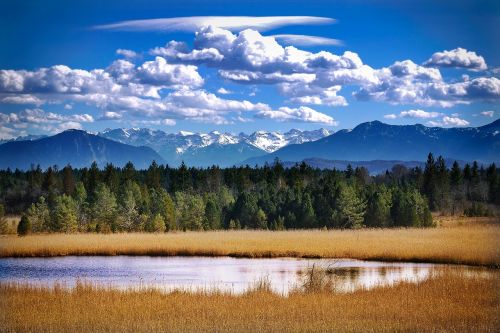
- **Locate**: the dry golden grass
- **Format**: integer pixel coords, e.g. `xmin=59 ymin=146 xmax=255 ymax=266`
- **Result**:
xmin=433 ymin=215 xmax=499 ymax=228
xmin=0 ymin=222 xmax=499 ymax=266
xmin=0 ymin=216 xmax=20 ymax=235
xmin=1 ymin=271 xmax=498 ymax=333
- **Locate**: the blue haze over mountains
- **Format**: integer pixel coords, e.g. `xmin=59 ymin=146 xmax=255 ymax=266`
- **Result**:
xmin=0 ymin=120 xmax=498 ymax=171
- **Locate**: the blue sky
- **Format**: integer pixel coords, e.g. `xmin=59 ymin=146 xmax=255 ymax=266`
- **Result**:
xmin=0 ymin=0 xmax=498 ymax=138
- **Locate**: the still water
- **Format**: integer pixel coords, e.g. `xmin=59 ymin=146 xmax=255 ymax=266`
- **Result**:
xmin=0 ymin=256 xmax=490 ymax=294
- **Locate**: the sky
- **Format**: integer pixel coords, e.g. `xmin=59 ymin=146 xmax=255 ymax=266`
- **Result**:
xmin=0 ymin=0 xmax=499 ymax=138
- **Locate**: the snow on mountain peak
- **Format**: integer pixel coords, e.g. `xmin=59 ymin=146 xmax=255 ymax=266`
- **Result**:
xmin=98 ymin=128 xmax=331 ymax=155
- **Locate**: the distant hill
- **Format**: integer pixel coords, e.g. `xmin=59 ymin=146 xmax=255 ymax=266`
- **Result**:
xmin=0 ymin=130 xmax=165 ymax=170
xmin=242 ymin=119 xmax=500 ymax=166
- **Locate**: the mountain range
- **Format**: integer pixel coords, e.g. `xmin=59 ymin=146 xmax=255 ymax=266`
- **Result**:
xmin=98 ymin=128 xmax=331 ymax=167
xmin=0 ymin=120 xmax=498 ymax=170
xmin=242 ymin=119 xmax=500 ymax=166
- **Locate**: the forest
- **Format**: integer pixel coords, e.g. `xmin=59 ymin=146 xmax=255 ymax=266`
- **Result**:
xmin=0 ymin=153 xmax=498 ymax=234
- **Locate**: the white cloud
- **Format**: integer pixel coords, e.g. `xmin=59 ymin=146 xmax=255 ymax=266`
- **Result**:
xmin=355 ymin=62 xmax=500 ymax=107
xmin=135 ymin=56 xmax=204 ymax=88
xmin=1 ymin=94 xmax=43 ymax=105
xmin=384 ymin=109 xmax=443 ymax=119
xmin=256 ymin=106 xmax=337 ymax=125
xmin=427 ymin=116 xmax=470 ymax=127
xmin=217 ymin=87 xmax=232 ymax=95
xmin=94 ymin=16 xmax=335 ymax=33
xmin=116 ymin=49 xmax=138 ymax=59
xmin=480 ymin=110 xmax=495 ymax=117
xmin=100 ymin=111 xmax=123 ymax=120
xmin=0 ymin=125 xmax=17 ymax=140
xmin=424 ymin=48 xmax=487 ymax=71
xmin=271 ymin=34 xmax=342 ymax=46
xmin=0 ymin=108 xmax=93 ymax=136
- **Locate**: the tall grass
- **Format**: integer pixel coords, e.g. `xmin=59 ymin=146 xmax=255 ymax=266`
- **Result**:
xmin=1 ymin=224 xmax=499 ymax=266
xmin=1 ymin=271 xmax=498 ymax=332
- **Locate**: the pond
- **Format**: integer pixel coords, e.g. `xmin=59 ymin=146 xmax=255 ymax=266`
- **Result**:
xmin=0 ymin=256 xmax=491 ymax=294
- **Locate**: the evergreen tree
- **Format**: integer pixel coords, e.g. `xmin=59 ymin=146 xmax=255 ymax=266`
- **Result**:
xmin=204 ymin=197 xmax=221 ymax=230
xmin=74 ymin=182 xmax=89 ymax=231
xmin=52 ymin=194 xmax=78 ymax=233
xmin=255 ymin=208 xmax=268 ymax=229
xmin=334 ymin=185 xmax=366 ymax=229
xmin=92 ymin=184 xmax=118 ymax=232
xmin=27 ymin=196 xmax=50 ymax=232
xmin=146 ymin=213 xmax=166 ymax=232
xmin=62 ymin=165 xmax=75 ymax=196
xmin=147 ymin=161 xmax=161 ymax=189
xmin=364 ymin=186 xmax=392 ymax=227
xmin=17 ymin=215 xmax=31 ymax=236
xmin=423 ymin=153 xmax=437 ymax=210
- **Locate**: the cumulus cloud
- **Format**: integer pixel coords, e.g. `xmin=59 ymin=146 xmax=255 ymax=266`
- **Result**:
xmin=94 ymin=16 xmax=335 ymax=33
xmin=1 ymin=25 xmax=498 ymax=130
xmin=427 ymin=116 xmax=470 ymax=127
xmin=116 ymin=49 xmax=138 ymax=59
xmin=217 ymin=87 xmax=232 ymax=94
xmin=0 ymin=108 xmax=94 ymax=136
xmin=271 ymin=34 xmax=342 ymax=46
xmin=149 ymin=27 xmax=498 ymax=108
xmin=256 ymin=106 xmax=337 ymax=125
xmin=135 ymin=56 xmax=203 ymax=88
xmin=354 ymin=62 xmax=500 ymax=107
xmin=100 ymin=111 xmax=123 ymax=120
xmin=424 ymin=48 xmax=487 ymax=71
xmin=384 ymin=109 xmax=443 ymax=119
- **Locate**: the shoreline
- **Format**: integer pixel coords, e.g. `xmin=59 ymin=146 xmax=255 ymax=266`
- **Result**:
xmin=1 ymin=224 xmax=498 ymax=267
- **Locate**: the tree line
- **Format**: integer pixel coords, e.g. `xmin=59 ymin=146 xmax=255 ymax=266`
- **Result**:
xmin=0 ymin=153 xmax=498 ymax=234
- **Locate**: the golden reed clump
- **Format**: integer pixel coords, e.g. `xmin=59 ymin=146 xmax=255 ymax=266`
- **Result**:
xmin=0 ymin=271 xmax=498 ymax=333
xmin=1 ymin=222 xmax=499 ymax=266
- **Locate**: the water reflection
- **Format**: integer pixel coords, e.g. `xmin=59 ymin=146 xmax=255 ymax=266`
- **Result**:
xmin=0 ymin=256 xmax=491 ymax=295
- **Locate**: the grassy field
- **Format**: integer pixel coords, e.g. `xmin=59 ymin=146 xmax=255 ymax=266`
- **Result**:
xmin=0 ymin=218 xmax=499 ymax=266
xmin=0 ymin=271 xmax=498 ymax=333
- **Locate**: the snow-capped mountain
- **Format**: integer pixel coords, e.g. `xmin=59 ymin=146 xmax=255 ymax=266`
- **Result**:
xmin=99 ymin=128 xmax=331 ymax=153
xmin=97 ymin=127 xmax=332 ymax=166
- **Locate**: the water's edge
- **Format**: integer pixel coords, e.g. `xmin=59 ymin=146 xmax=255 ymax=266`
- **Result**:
xmin=0 ymin=256 xmax=494 ymax=295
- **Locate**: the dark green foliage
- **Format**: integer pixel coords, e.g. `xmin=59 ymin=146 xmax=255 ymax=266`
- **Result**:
xmin=17 ymin=215 xmax=31 ymax=236
xmin=1 ymin=154 xmax=498 ymax=233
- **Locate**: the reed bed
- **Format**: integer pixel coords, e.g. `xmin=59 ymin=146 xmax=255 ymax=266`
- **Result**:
xmin=1 ymin=271 xmax=498 ymax=332
xmin=0 ymin=224 xmax=499 ymax=266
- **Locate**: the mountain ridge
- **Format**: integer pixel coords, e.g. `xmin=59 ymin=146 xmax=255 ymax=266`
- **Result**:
xmin=242 ymin=119 xmax=500 ymax=165
xmin=0 ymin=130 xmax=165 ymax=170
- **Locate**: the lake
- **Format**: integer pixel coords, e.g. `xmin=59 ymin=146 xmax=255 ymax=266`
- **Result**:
xmin=0 ymin=256 xmax=491 ymax=294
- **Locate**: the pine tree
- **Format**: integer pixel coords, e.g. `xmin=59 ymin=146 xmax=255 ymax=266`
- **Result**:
xmin=334 ymin=185 xmax=366 ymax=229
xmin=27 ymin=196 xmax=50 ymax=232
xmin=52 ymin=194 xmax=78 ymax=233
xmin=62 ymin=165 xmax=75 ymax=196
xmin=364 ymin=186 xmax=392 ymax=227
xmin=92 ymin=184 xmax=118 ymax=232
xmin=17 ymin=215 xmax=31 ymax=236
xmin=423 ymin=153 xmax=437 ymax=210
